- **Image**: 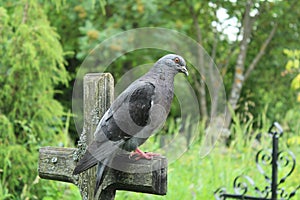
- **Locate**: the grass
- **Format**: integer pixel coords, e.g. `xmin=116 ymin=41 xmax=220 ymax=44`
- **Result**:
xmin=114 ymin=126 xmax=300 ymax=199
xmin=39 ymin=120 xmax=300 ymax=200
xmin=114 ymin=144 xmax=300 ymax=199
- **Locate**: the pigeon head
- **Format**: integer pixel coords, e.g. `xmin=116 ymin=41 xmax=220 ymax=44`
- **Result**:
xmin=156 ymin=54 xmax=189 ymax=76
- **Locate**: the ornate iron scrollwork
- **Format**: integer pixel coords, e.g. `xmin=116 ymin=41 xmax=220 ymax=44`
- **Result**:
xmin=214 ymin=122 xmax=300 ymax=200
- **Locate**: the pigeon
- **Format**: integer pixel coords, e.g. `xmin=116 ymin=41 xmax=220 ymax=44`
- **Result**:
xmin=73 ymin=54 xmax=188 ymax=195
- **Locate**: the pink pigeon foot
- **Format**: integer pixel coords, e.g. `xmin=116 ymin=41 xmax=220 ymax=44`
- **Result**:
xmin=129 ymin=148 xmax=160 ymax=160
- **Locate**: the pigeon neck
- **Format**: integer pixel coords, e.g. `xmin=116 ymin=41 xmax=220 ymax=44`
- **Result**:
xmin=148 ymin=65 xmax=177 ymax=83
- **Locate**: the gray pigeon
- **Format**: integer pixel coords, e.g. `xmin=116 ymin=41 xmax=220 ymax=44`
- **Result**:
xmin=73 ymin=54 xmax=188 ymax=195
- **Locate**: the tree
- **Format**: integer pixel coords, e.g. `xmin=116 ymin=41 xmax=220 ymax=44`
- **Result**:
xmin=183 ymin=0 xmax=299 ymax=130
xmin=0 ymin=1 xmax=70 ymax=198
xmin=47 ymin=0 xmax=300 ymax=139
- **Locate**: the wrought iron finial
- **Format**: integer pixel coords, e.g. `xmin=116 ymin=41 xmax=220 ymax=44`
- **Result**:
xmin=268 ymin=121 xmax=283 ymax=138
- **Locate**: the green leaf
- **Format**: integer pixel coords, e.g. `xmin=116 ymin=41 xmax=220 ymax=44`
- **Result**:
xmin=294 ymin=59 xmax=299 ymax=69
xmin=291 ymin=74 xmax=300 ymax=90
xmin=285 ymin=60 xmax=294 ymax=71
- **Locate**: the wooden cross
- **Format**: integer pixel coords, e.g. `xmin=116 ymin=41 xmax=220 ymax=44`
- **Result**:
xmin=38 ymin=73 xmax=167 ymax=200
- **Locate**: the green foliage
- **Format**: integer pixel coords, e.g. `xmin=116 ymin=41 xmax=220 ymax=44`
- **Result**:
xmin=44 ymin=0 xmax=300 ymax=122
xmin=0 ymin=1 xmax=71 ymax=198
xmin=229 ymin=0 xmax=300 ymax=121
xmin=283 ymin=49 xmax=300 ymax=102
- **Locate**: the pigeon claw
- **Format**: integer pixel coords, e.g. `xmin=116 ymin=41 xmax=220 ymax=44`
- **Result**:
xmin=129 ymin=148 xmax=160 ymax=160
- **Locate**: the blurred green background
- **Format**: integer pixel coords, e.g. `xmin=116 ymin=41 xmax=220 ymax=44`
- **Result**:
xmin=0 ymin=0 xmax=299 ymax=199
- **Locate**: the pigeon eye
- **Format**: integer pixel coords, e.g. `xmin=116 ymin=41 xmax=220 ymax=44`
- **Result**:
xmin=174 ymin=57 xmax=180 ymax=63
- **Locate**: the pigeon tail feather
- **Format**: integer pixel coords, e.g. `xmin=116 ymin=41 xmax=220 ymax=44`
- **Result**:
xmin=94 ymin=158 xmax=111 ymax=196
xmin=73 ymin=150 xmax=98 ymax=175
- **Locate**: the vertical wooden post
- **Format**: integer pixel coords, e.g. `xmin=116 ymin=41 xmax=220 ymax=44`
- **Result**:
xmin=83 ymin=73 xmax=114 ymax=144
xmin=77 ymin=73 xmax=114 ymax=199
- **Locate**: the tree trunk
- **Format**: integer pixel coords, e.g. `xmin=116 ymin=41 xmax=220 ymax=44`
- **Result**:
xmin=226 ymin=0 xmax=253 ymax=127
xmin=189 ymin=5 xmax=208 ymax=119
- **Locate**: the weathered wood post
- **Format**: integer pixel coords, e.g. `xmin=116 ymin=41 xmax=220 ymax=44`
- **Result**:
xmin=38 ymin=73 xmax=167 ymax=200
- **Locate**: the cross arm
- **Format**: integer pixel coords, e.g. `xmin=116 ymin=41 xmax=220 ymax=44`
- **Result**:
xmin=38 ymin=146 xmax=77 ymax=183
xmin=98 ymin=153 xmax=167 ymax=199
xmin=38 ymin=146 xmax=167 ymax=199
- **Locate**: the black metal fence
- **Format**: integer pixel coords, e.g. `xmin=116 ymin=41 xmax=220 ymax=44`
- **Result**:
xmin=214 ymin=122 xmax=300 ymax=200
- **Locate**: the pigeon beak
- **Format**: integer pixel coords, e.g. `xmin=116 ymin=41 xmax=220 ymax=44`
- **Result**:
xmin=180 ymin=66 xmax=189 ymax=76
